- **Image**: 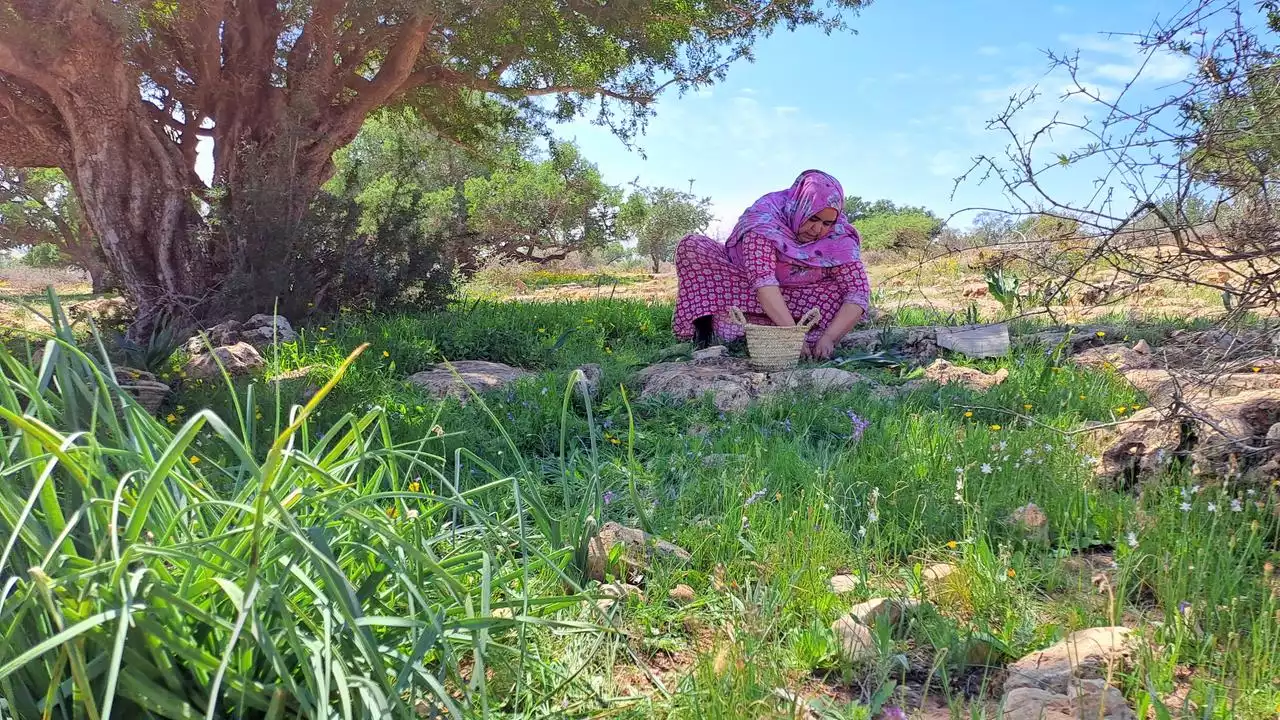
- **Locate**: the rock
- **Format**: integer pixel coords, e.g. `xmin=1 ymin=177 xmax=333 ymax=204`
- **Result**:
xmin=1073 ymin=344 xmax=1158 ymax=373
xmin=964 ymin=634 xmax=1004 ymax=666
xmin=962 ymin=283 xmax=990 ymax=298
xmin=910 ymin=359 xmax=1009 ymax=393
xmin=574 ymin=363 xmax=602 ymax=400
xmin=634 ymin=358 xmax=766 ymax=412
xmin=765 ymin=367 xmax=872 ymax=394
xmin=692 ymin=345 xmax=728 ymax=362
xmin=1000 ymin=687 xmax=1074 ymax=720
xmin=831 ymin=615 xmax=878 ymax=662
xmin=1121 ymin=369 xmax=1280 ymax=409
xmin=1068 ymin=679 xmax=1136 ymax=720
xmin=68 ymin=297 xmax=134 ymax=325
xmin=936 ymin=323 xmax=1010 ymax=359
xmin=600 ymin=582 xmax=643 ymax=600
xmin=1004 ymin=626 xmax=1134 ymax=694
xmin=1132 ymin=339 xmax=1152 ymax=355
xmin=921 ymin=563 xmax=957 ymax=599
xmin=634 ymin=358 xmax=874 ymax=413
xmin=113 ymin=367 xmax=170 ymax=414
xmin=584 ymin=521 xmax=692 ymax=583
xmin=408 ymin=360 xmax=533 ymax=402
xmin=840 ymin=326 xmax=940 ymax=360
xmin=183 ymin=342 xmax=265 ymax=380
xmin=1008 ymin=503 xmax=1050 ymax=542
xmin=668 ymin=584 xmax=696 ymax=605
xmin=829 ymin=574 xmax=861 ymax=594
xmin=1095 ymin=390 xmax=1280 ymax=483
xmin=1268 ymin=423 xmax=1280 ymax=444
xmin=847 ymin=598 xmax=902 ymax=627
xmin=184 ymin=314 xmax=297 ymax=355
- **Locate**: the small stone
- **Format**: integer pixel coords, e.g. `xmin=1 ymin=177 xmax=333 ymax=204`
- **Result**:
xmin=1000 ymin=687 xmax=1073 ymax=720
xmin=692 ymin=345 xmax=728 ymax=361
xmin=668 ymin=584 xmax=696 ymax=605
xmin=574 ymin=363 xmax=602 ymax=400
xmin=183 ymin=342 xmax=265 ymax=380
xmin=829 ymin=574 xmax=861 ymax=594
xmin=922 ymin=562 xmax=956 ymax=584
xmin=600 ymin=582 xmax=643 ymax=601
xmin=1004 ymin=626 xmax=1135 ymax=694
xmin=1131 ymin=339 xmax=1152 ymax=355
xmin=584 ymin=521 xmax=692 ymax=583
xmin=1267 ymin=423 xmax=1280 ymax=444
xmin=1009 ymin=502 xmax=1050 ymax=542
xmin=1067 ymin=679 xmax=1136 ymax=720
xmin=914 ymin=359 xmax=1009 ymax=393
xmin=407 ymin=360 xmax=533 ymax=402
xmin=831 ymin=615 xmax=878 ymax=662
xmin=848 ymin=598 xmax=900 ymax=627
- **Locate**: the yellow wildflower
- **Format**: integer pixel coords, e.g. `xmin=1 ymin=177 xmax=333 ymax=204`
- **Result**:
xmin=165 ymin=414 xmax=177 ymax=424
xmin=946 ymin=540 xmax=958 ymax=550
xmin=1006 ymin=568 xmax=1016 ymax=578
xmin=989 ymin=424 xmax=1002 ymax=431
xmin=1079 ymin=394 xmax=1087 ymax=401
xmin=1252 ymin=367 xmax=1262 ymax=373
xmin=1023 ymin=404 xmax=1033 ymax=411
xmin=775 ymin=492 xmax=782 ymax=501
xmin=382 ymin=350 xmax=390 ymax=358
xmin=386 ymin=506 xmax=399 ymax=519
xmin=319 ymin=326 xmax=328 ymax=332
xmin=1115 ymin=406 xmax=1128 ymax=414
xmin=408 ymin=481 xmax=421 ymax=492
xmin=189 ymin=455 xmax=200 ymax=464
xmin=1095 ymin=331 xmax=1106 ymax=338
xmin=964 ymin=411 xmax=974 ymax=418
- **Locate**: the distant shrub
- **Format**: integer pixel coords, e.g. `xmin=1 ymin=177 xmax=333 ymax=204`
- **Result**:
xmin=856 ymin=211 xmax=943 ymax=250
xmin=21 ymin=242 xmax=64 ymax=268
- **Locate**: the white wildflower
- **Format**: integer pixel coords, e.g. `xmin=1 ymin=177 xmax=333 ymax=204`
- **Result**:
xmin=1126 ymin=531 xmax=1138 ymax=548
xmin=867 ymin=510 xmax=879 ymax=524
xmin=1230 ymin=498 xmax=1243 ymax=512
xmin=1206 ymin=502 xmax=1218 ymax=513
xmin=1180 ymin=502 xmax=1192 ymax=512
xmin=858 ymin=526 xmax=867 ymax=538
xmin=980 ymin=463 xmax=993 ymax=475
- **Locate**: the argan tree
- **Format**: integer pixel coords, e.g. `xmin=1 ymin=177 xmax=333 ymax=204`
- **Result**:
xmin=0 ymin=167 xmax=114 ymax=292
xmin=0 ymin=0 xmax=868 ymax=334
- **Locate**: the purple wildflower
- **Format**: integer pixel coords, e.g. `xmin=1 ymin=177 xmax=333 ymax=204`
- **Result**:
xmin=602 ymin=418 xmax=614 ymax=429
xmin=783 ymin=418 xmax=793 ymax=433
xmin=745 ymin=488 xmax=769 ymax=506
xmin=602 ymin=490 xmax=617 ymax=505
xmin=881 ymin=707 xmax=908 ymax=720
xmin=845 ymin=410 xmax=870 ymax=441
xmin=1177 ymin=600 xmax=1191 ymax=617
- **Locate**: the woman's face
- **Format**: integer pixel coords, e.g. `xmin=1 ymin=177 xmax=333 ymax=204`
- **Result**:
xmin=798 ymin=207 xmax=839 ymax=242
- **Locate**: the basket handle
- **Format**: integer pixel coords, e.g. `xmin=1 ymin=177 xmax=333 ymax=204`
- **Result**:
xmin=728 ymin=307 xmax=748 ymax=326
xmin=798 ymin=307 xmax=822 ymax=330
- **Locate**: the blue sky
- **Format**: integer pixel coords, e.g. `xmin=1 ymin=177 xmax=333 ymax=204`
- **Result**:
xmin=553 ymin=0 xmax=1203 ymax=235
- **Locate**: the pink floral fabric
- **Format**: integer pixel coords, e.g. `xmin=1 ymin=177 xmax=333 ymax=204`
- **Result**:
xmin=673 ymin=233 xmax=871 ymax=343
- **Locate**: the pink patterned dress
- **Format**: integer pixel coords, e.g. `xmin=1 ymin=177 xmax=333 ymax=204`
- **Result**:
xmin=673 ymin=232 xmax=871 ymax=343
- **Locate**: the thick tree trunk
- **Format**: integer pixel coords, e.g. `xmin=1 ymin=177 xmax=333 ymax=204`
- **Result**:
xmin=64 ymin=108 xmax=214 ymax=338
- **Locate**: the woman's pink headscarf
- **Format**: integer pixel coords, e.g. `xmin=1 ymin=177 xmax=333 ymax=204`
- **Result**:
xmin=725 ymin=169 xmax=862 ymax=269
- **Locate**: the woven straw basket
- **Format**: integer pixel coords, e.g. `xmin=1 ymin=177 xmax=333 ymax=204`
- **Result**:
xmin=728 ymin=307 xmax=821 ymax=372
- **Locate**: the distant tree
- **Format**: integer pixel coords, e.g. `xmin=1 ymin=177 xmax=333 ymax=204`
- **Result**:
xmin=0 ymin=167 xmax=114 ymax=291
xmin=968 ymin=211 xmax=1017 ymax=245
xmin=618 ymin=186 xmax=714 ymax=273
xmin=330 ymin=111 xmax=620 ymax=270
xmin=845 ymin=198 xmax=944 ymax=250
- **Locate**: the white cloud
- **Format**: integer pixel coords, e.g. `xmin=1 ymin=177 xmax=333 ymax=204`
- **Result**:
xmin=929 ymin=150 xmax=965 ymax=178
xmin=977 ymin=46 xmax=1002 ymax=57
xmin=738 ymin=87 xmax=757 ymax=96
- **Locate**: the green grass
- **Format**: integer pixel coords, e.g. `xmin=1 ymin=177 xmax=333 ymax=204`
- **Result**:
xmin=3 ymin=296 xmax=1279 ymax=718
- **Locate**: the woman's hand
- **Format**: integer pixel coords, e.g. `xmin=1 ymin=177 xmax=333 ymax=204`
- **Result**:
xmin=812 ymin=335 xmax=837 ymax=360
